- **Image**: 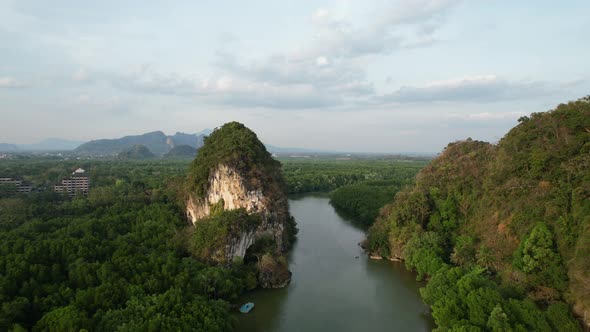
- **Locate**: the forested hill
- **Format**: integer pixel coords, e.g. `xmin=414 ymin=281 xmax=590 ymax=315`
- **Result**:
xmin=116 ymin=144 xmax=156 ymax=159
xmin=367 ymin=96 xmax=590 ymax=330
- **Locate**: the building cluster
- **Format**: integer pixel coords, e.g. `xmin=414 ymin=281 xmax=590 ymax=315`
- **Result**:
xmin=1 ymin=167 xmax=90 ymax=197
xmin=54 ymin=168 xmax=90 ymax=196
xmin=0 ymin=177 xmax=33 ymax=193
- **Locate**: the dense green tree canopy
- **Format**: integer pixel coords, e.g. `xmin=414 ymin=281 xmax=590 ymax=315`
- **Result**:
xmin=367 ymin=97 xmax=590 ymax=330
xmin=0 ymin=161 xmax=255 ymax=331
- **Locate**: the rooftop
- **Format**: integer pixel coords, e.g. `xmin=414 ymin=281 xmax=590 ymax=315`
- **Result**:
xmin=73 ymin=168 xmax=85 ymax=174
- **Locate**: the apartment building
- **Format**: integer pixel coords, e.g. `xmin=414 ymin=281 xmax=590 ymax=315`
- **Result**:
xmin=54 ymin=168 xmax=90 ymax=196
xmin=0 ymin=177 xmax=33 ymax=193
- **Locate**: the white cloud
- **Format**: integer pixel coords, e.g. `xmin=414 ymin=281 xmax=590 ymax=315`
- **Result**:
xmin=0 ymin=77 xmax=26 ymax=88
xmin=71 ymin=94 xmax=126 ymax=113
xmin=86 ymin=65 xmax=341 ymax=109
xmin=72 ymin=68 xmax=90 ymax=82
xmin=206 ymin=1 xmax=462 ymax=108
xmin=377 ymin=0 xmax=460 ymax=26
xmin=311 ymin=8 xmax=330 ymax=25
xmin=306 ymin=0 xmax=460 ymax=59
xmin=212 ymin=52 xmax=373 ymax=107
xmin=381 ymin=75 xmax=558 ymax=103
xmin=316 ymin=56 xmax=329 ymax=66
xmin=110 ymin=65 xmax=203 ymax=96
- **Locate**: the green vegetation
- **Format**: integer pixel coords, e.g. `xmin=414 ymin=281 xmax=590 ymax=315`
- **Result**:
xmin=188 ymin=122 xmax=284 ymax=198
xmin=6 ymin=98 xmax=587 ymax=330
xmin=281 ymin=158 xmax=427 ymax=194
xmin=330 ymin=179 xmax=411 ymax=227
xmin=280 ymin=156 xmax=427 ymax=230
xmin=117 ymin=144 xmax=156 ymax=159
xmin=0 ymin=158 xmax=190 ymax=191
xmin=164 ymin=145 xmax=197 ymax=159
xmin=185 ymin=121 xmax=297 ymax=250
xmin=282 ymin=157 xmax=426 ymax=228
xmin=189 ymin=208 xmax=262 ymax=264
xmin=186 ymin=122 xmax=297 ymax=289
xmin=0 ymin=161 xmax=256 ymax=331
xmin=418 ymin=266 xmax=581 ymax=331
xmin=367 ymin=97 xmax=590 ymax=330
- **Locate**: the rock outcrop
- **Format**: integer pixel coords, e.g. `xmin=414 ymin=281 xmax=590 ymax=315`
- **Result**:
xmin=186 ymin=163 xmax=290 ymax=261
xmin=185 ymin=122 xmax=296 ymax=288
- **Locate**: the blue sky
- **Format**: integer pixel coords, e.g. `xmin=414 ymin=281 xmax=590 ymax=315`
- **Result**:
xmin=1 ymin=0 xmax=588 ymax=152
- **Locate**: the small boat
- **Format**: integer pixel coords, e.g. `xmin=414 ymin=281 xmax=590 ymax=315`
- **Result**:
xmin=239 ymin=302 xmax=255 ymax=313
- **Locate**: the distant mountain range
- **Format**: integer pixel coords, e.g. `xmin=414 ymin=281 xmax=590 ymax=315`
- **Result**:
xmin=0 ymin=128 xmax=334 ymax=156
xmin=0 ymin=143 xmax=18 ymax=152
xmin=0 ymin=139 xmax=85 ymax=152
xmin=75 ymin=131 xmax=206 ymax=156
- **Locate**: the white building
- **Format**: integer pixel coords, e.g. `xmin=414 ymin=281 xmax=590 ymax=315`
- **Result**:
xmin=54 ymin=168 xmax=90 ymax=196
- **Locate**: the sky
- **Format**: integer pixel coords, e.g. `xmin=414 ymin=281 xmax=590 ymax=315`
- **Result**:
xmin=1 ymin=0 xmax=589 ymax=153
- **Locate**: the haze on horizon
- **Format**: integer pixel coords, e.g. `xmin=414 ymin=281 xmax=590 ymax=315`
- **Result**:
xmin=1 ymin=0 xmax=589 ymax=153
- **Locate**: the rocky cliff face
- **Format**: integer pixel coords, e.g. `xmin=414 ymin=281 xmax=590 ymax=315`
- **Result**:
xmin=186 ymin=163 xmax=289 ymax=262
xmin=185 ymin=121 xmax=296 ymax=288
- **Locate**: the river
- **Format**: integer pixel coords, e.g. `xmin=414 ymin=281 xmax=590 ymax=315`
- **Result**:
xmin=237 ymin=195 xmax=434 ymax=331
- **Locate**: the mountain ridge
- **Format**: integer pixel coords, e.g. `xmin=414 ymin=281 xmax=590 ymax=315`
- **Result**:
xmin=74 ymin=131 xmax=205 ymax=156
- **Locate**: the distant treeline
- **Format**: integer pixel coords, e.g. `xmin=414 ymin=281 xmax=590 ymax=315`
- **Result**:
xmin=280 ymin=158 xmax=427 ymax=194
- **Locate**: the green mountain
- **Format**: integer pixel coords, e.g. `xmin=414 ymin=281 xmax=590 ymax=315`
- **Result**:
xmin=188 ymin=122 xmax=285 ymax=198
xmin=117 ymin=145 xmax=156 ymax=159
xmin=186 ymin=122 xmax=297 ymax=288
xmin=367 ymin=97 xmax=590 ymax=330
xmin=163 ymin=145 xmax=197 ymax=159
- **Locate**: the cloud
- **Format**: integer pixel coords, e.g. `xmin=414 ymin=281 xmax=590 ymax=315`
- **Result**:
xmin=0 ymin=77 xmax=27 ymax=88
xmin=308 ymin=0 xmax=461 ymax=58
xmin=69 ymin=94 xmax=130 ymax=115
xmin=212 ymin=83 xmax=341 ymax=109
xmin=316 ymin=56 xmax=329 ymax=66
xmin=3 ymin=1 xmax=463 ymax=110
xmin=377 ymin=0 xmax=460 ymax=26
xmin=72 ymin=68 xmax=91 ymax=82
xmin=216 ymin=51 xmax=373 ymax=95
xmin=90 ymin=65 xmax=342 ymax=109
xmin=104 ymin=65 xmax=211 ymax=97
xmin=380 ymin=75 xmax=559 ymax=103
xmin=205 ymin=1 xmax=461 ymax=108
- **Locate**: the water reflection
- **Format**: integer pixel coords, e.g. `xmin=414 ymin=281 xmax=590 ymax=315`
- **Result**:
xmin=237 ymin=196 xmax=433 ymax=332
xmin=235 ymin=286 xmax=289 ymax=332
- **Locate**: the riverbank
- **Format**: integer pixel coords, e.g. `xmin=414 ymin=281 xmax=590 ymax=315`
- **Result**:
xmin=236 ymin=195 xmax=434 ymax=331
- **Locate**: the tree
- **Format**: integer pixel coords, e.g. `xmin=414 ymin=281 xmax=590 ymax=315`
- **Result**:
xmin=515 ymin=222 xmax=567 ymax=289
xmin=34 ymin=305 xmax=89 ymax=332
xmin=403 ymin=231 xmax=447 ymax=280
xmin=545 ymin=302 xmax=581 ymax=331
xmin=487 ymin=305 xmax=512 ymax=332
xmin=475 ymin=245 xmax=495 ymax=270
xmin=451 ymin=236 xmax=476 ymax=267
